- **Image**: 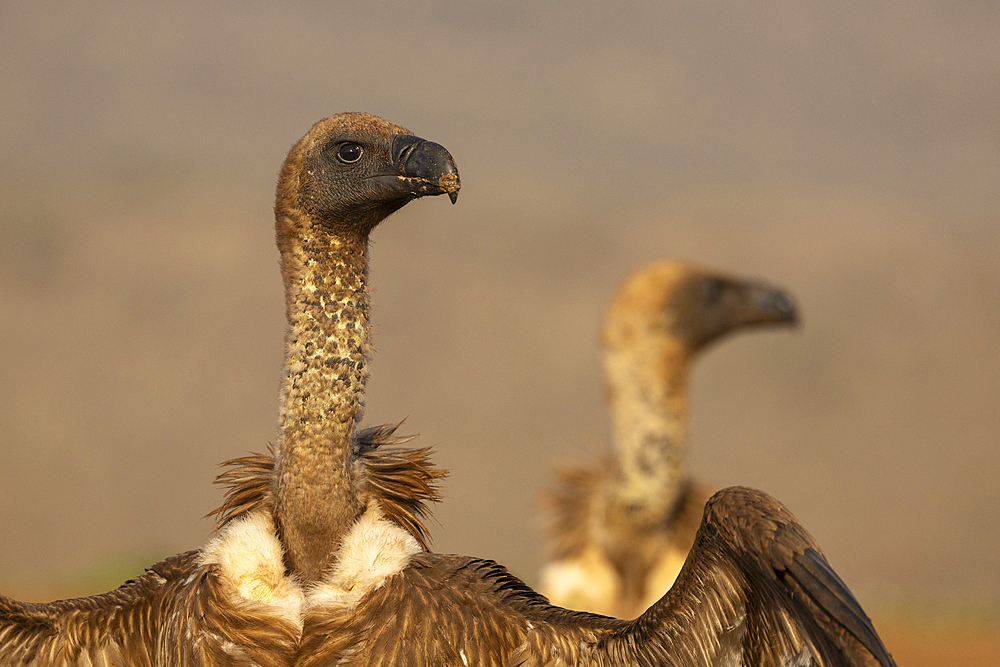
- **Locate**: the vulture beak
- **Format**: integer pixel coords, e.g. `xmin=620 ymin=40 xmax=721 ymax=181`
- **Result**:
xmin=740 ymin=281 xmax=799 ymax=326
xmin=378 ymin=134 xmax=461 ymax=204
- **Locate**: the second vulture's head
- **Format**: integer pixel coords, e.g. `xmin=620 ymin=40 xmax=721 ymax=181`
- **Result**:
xmin=604 ymin=260 xmax=799 ymax=362
xmin=275 ymin=112 xmax=460 ymax=247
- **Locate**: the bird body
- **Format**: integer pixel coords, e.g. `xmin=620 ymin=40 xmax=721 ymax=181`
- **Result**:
xmin=542 ymin=261 xmax=799 ymax=618
xmin=0 ymin=112 xmax=459 ymax=665
xmin=203 ymin=428 xmax=895 ymax=665
xmin=2 ymin=466 xmax=893 ymax=666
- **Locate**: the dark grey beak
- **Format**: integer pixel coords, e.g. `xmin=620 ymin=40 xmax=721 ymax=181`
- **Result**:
xmin=391 ymin=134 xmax=461 ymax=204
xmin=743 ymin=281 xmax=799 ymax=325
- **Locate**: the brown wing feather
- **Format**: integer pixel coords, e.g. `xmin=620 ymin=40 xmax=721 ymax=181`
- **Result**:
xmin=295 ymin=552 xmax=622 ymax=667
xmin=209 ymin=423 xmax=446 ymax=550
xmin=358 ymin=443 xmax=446 ymax=551
xmin=632 ymin=486 xmax=897 ymax=666
xmin=295 ymin=487 xmax=893 ymax=667
xmin=0 ymin=551 xmax=299 ymax=666
xmin=211 ymin=447 xmax=277 ymax=530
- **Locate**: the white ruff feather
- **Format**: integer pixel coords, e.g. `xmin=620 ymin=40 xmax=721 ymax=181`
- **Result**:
xmin=200 ymin=510 xmax=305 ymax=628
xmin=308 ymin=503 xmax=421 ymax=610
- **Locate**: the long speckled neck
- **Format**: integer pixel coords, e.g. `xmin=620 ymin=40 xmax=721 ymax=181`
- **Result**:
xmin=603 ymin=343 xmax=690 ymax=526
xmin=272 ymin=205 xmax=372 ymax=585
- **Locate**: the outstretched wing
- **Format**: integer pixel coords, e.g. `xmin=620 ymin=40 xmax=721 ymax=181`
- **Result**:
xmin=623 ymin=486 xmax=896 ymax=666
xmin=0 ymin=553 xmax=195 ymax=666
xmin=0 ymin=550 xmax=298 ymax=667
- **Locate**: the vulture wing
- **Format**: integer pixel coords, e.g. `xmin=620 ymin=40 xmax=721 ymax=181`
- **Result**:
xmin=294 ymin=487 xmax=894 ymax=667
xmin=0 ymin=551 xmax=299 ymax=667
xmin=617 ymin=486 xmax=897 ymax=666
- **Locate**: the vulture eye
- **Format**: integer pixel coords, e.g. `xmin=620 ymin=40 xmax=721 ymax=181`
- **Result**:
xmin=336 ymin=142 xmax=363 ymax=164
xmin=704 ymin=278 xmax=726 ymax=303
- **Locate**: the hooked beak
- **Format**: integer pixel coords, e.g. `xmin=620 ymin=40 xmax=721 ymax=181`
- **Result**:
xmin=373 ymin=134 xmax=461 ymax=204
xmin=741 ymin=281 xmax=799 ymax=326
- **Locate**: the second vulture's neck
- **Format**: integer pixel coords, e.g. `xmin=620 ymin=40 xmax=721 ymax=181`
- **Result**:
xmin=273 ymin=210 xmax=372 ymax=585
xmin=603 ymin=342 xmax=691 ymax=527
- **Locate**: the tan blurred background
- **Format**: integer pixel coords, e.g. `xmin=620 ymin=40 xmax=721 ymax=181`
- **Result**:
xmin=1 ymin=1 xmax=998 ymax=662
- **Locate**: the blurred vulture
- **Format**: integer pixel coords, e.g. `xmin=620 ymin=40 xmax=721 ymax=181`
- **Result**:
xmin=541 ymin=260 xmax=798 ymax=618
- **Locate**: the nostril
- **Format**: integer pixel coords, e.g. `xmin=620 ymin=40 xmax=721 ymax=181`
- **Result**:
xmin=392 ymin=135 xmax=424 ymax=165
xmin=397 ymin=143 xmax=416 ymax=164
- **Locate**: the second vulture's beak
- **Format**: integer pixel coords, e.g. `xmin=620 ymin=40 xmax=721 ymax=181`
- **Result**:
xmin=382 ymin=134 xmax=461 ymax=204
xmin=740 ymin=281 xmax=799 ymax=326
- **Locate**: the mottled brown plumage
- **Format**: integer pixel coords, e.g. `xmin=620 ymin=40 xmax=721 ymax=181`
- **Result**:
xmin=0 ymin=112 xmax=459 ymax=665
xmin=0 ymin=545 xmax=300 ymax=666
xmin=197 ymin=443 xmax=894 ymax=666
xmin=292 ymin=486 xmax=894 ymax=667
xmin=541 ymin=261 xmax=799 ymax=618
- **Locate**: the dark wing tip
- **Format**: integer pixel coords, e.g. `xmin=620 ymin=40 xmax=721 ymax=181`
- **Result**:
xmin=787 ymin=549 xmax=898 ymax=666
xmin=702 ymin=486 xmax=897 ymax=666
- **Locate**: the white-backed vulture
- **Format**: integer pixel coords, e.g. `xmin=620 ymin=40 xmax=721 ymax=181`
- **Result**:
xmin=0 ymin=112 xmax=459 ymax=665
xmin=540 ymin=261 xmax=799 ymax=619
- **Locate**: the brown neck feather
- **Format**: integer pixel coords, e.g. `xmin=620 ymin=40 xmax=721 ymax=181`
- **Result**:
xmin=603 ymin=343 xmax=691 ymax=526
xmin=271 ymin=199 xmax=372 ymax=585
xmin=209 ymin=424 xmax=445 ymax=552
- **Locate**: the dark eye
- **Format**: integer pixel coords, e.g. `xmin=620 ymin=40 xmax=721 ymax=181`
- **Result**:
xmin=337 ymin=142 xmax=363 ymax=163
xmin=704 ymin=278 xmax=726 ymax=303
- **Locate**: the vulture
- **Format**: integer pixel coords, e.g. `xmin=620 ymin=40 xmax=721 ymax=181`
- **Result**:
xmin=0 ymin=112 xmax=460 ymax=666
xmin=540 ymin=261 xmax=799 ymax=619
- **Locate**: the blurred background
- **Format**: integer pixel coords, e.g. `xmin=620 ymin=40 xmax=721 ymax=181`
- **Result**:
xmin=1 ymin=1 xmax=997 ymax=663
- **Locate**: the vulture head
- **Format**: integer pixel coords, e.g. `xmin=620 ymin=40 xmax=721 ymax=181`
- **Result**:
xmin=275 ymin=112 xmax=460 ymax=246
xmin=605 ymin=260 xmax=798 ymax=363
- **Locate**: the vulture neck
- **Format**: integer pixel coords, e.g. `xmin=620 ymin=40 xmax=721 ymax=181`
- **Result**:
xmin=603 ymin=342 xmax=690 ymax=525
xmin=273 ymin=205 xmax=374 ymax=586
